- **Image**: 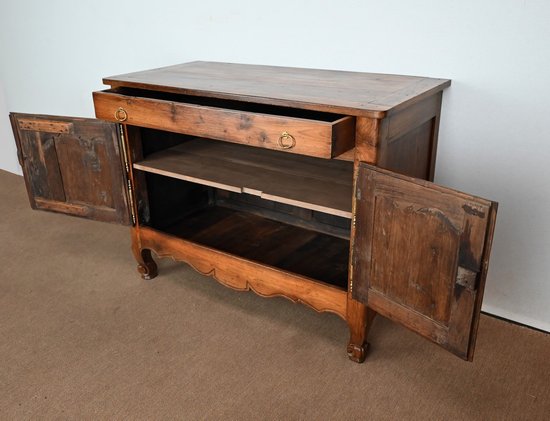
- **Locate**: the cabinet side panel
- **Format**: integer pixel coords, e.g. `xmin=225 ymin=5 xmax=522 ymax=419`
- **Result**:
xmin=380 ymin=120 xmax=433 ymax=179
xmin=379 ymin=92 xmax=442 ymax=181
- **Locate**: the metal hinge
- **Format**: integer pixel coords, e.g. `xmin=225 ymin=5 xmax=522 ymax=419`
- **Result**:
xmin=456 ymin=266 xmax=478 ymax=291
xmin=118 ymin=124 xmax=136 ymax=226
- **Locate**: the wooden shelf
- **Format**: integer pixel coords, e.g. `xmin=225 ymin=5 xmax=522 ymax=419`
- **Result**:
xmin=160 ymin=205 xmax=349 ymax=289
xmin=133 ymin=138 xmax=354 ymax=218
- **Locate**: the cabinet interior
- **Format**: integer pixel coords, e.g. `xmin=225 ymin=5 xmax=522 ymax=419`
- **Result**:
xmin=135 ymin=136 xmax=353 ymax=218
xmin=134 ymin=127 xmax=352 ymax=290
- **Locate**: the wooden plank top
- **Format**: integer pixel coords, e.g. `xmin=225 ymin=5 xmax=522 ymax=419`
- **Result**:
xmin=103 ymin=61 xmax=450 ymax=118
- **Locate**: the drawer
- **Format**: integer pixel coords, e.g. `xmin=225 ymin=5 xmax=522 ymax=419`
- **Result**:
xmin=93 ymin=88 xmax=355 ymax=158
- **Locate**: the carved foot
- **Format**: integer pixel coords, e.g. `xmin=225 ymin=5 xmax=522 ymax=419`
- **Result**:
xmin=136 ymin=249 xmax=158 ymax=280
xmin=347 ymin=342 xmax=368 ymax=363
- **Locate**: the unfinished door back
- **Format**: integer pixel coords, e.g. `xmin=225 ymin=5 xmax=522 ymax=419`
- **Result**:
xmin=10 ymin=113 xmax=130 ymax=225
xmin=352 ymin=163 xmax=497 ymax=360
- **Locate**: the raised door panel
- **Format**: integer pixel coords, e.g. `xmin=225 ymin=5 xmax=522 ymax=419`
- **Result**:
xmin=10 ymin=113 xmax=130 ymax=225
xmin=352 ymin=163 xmax=497 ymax=360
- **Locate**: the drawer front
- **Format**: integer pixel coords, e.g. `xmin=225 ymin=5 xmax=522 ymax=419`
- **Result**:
xmin=93 ymin=90 xmax=355 ymax=158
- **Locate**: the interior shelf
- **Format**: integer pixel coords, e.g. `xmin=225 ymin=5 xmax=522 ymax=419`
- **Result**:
xmin=161 ymin=205 xmax=349 ymax=289
xmin=133 ymin=138 xmax=354 ymax=218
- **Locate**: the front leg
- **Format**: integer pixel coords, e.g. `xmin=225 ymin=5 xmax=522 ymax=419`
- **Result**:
xmin=346 ymin=298 xmax=376 ymax=363
xmin=134 ymin=248 xmax=158 ymax=280
xmin=131 ymin=228 xmax=158 ymax=280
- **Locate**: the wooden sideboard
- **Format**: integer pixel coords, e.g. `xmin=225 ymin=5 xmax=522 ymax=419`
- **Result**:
xmin=10 ymin=61 xmax=497 ymax=362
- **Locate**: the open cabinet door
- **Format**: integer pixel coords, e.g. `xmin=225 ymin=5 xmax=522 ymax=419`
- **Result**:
xmin=10 ymin=113 xmax=130 ymax=225
xmin=352 ymin=163 xmax=497 ymax=360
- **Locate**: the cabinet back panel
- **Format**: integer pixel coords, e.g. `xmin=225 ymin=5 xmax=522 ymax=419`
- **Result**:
xmin=215 ymin=190 xmax=351 ymax=239
xmin=143 ymin=172 xmax=212 ymax=229
xmin=163 ymin=206 xmax=349 ymax=289
xmin=141 ymin=174 xmax=350 ymax=287
xmin=139 ymin=127 xmax=197 ymax=157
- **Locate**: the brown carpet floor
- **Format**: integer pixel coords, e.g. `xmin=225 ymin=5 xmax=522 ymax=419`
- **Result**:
xmin=0 ymin=169 xmax=549 ymax=420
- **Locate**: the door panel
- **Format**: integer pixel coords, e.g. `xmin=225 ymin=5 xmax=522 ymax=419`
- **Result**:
xmin=352 ymin=163 xmax=497 ymax=360
xmin=10 ymin=113 xmax=130 ymax=225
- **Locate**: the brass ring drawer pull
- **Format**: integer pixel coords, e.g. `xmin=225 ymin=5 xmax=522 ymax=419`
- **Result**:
xmin=114 ymin=107 xmax=128 ymax=122
xmin=278 ymin=132 xmax=296 ymax=149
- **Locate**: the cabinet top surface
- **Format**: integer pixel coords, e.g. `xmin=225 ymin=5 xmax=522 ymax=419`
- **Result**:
xmin=103 ymin=61 xmax=450 ymax=117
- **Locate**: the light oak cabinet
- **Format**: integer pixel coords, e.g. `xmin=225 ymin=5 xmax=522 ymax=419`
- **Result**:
xmin=10 ymin=62 xmax=497 ymax=362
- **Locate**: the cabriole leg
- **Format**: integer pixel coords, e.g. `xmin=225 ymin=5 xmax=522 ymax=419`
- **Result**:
xmin=134 ymin=248 xmax=158 ymax=280
xmin=131 ymin=229 xmax=158 ymax=280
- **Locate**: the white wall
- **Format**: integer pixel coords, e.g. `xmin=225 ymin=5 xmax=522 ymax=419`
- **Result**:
xmin=1 ymin=0 xmax=549 ymax=331
xmin=0 ymin=82 xmax=19 ymax=174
